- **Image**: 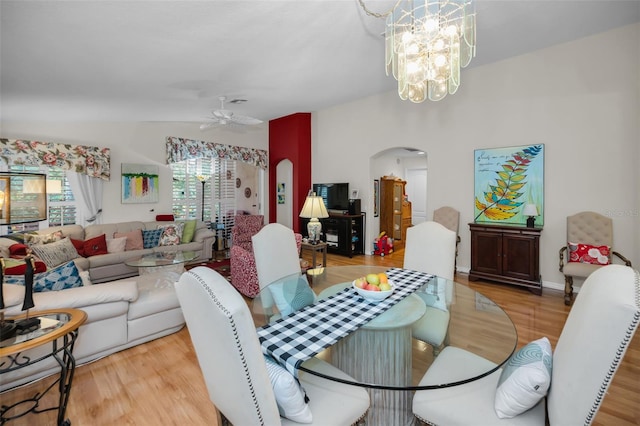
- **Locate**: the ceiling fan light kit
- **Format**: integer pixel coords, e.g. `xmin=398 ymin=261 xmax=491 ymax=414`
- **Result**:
xmin=359 ymin=0 xmax=476 ymax=103
xmin=200 ymin=96 xmax=263 ymax=129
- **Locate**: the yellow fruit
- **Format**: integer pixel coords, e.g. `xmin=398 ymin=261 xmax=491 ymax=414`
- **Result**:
xmin=366 ymin=273 xmax=380 ymax=285
xmin=378 ymin=273 xmax=388 ymax=284
xmin=379 ymin=282 xmax=392 ymax=291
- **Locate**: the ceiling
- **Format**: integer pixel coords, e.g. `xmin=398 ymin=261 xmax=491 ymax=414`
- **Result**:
xmin=1 ymin=1 xmax=639 ymax=124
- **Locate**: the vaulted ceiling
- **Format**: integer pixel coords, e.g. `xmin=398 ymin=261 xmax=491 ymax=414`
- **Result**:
xmin=1 ymin=1 xmax=638 ymax=123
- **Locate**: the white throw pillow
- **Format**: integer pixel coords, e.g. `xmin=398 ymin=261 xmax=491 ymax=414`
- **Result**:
xmin=264 ymin=356 xmax=312 ymax=423
xmin=494 ymin=336 xmax=552 ymax=418
xmin=107 ymin=236 xmax=128 ymax=253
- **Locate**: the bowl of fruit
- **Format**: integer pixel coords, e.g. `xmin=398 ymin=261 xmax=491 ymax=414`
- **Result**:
xmin=352 ymin=272 xmax=394 ymax=303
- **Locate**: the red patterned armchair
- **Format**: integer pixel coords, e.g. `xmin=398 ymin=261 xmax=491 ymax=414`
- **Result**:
xmin=230 ymin=215 xmax=302 ymax=298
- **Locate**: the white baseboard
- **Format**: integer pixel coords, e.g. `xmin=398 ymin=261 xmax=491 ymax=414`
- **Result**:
xmin=455 ymin=267 xmax=567 ymax=292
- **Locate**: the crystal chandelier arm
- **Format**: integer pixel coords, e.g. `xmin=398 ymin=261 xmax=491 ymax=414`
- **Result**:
xmin=358 ymin=0 xmax=403 ymax=18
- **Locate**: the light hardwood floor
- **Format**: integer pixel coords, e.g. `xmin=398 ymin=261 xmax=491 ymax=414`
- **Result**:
xmin=2 ymin=249 xmax=639 ymax=425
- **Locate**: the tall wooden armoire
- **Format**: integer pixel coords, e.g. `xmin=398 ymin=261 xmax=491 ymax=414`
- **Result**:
xmin=379 ymin=176 xmax=412 ymax=250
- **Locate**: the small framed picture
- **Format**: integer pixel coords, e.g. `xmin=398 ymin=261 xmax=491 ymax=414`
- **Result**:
xmin=351 ymin=189 xmax=359 ymax=200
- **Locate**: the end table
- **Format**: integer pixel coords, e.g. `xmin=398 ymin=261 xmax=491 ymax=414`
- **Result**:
xmin=300 ymin=241 xmax=327 ymax=271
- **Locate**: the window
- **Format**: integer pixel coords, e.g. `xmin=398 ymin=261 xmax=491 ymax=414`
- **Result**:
xmin=171 ymin=158 xmax=237 ymax=242
xmin=0 ymin=165 xmax=77 ymax=233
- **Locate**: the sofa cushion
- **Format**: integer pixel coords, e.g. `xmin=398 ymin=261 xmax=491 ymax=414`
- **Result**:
xmin=72 ymin=235 xmax=110 ymax=257
xmin=9 ymin=243 xmax=29 ymax=257
xmin=4 ymin=279 xmax=139 ymax=317
xmin=2 ymin=284 xmax=25 ymax=308
xmin=127 ymin=272 xmax=181 ymax=320
xmin=4 ymin=260 xmax=84 ymax=292
xmin=84 ymin=221 xmax=145 ymax=240
xmin=3 ymin=258 xmax=47 ymax=275
xmin=25 ymin=230 xmax=63 ymax=246
xmin=142 ymin=229 xmax=163 ymax=248
xmin=107 ymin=236 xmax=128 ymax=253
xmin=180 ymin=220 xmax=197 ymax=243
xmin=157 ymin=223 xmax=184 ymax=246
xmin=114 ymin=229 xmax=144 ymax=251
xmin=87 ymin=250 xmax=152 ymax=268
xmin=83 ymin=234 xmax=109 ymax=256
xmin=30 ymin=237 xmax=80 ymax=268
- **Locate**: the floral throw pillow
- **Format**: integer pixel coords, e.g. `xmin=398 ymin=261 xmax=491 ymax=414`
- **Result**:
xmin=157 ymin=223 xmax=184 ymax=246
xmin=568 ymin=242 xmax=611 ymax=265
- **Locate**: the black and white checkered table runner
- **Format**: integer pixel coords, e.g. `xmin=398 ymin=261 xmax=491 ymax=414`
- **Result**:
xmin=256 ymin=267 xmax=434 ymax=377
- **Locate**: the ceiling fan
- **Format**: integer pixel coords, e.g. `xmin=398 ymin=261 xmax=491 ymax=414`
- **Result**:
xmin=200 ymin=96 xmax=263 ymax=129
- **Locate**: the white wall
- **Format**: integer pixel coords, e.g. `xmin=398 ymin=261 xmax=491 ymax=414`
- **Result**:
xmin=2 ymin=24 xmax=638 ymax=290
xmin=312 ymin=23 xmax=640 ymax=289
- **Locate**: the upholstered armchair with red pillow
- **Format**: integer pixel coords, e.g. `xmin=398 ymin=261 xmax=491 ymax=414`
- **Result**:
xmin=229 ymin=215 xmax=303 ymax=298
xmin=230 ymin=215 xmax=265 ymax=297
xmin=559 ymin=211 xmax=632 ymax=305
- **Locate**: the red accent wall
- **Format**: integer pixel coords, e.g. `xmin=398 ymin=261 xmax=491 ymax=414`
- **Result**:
xmin=268 ymin=113 xmax=311 ymax=233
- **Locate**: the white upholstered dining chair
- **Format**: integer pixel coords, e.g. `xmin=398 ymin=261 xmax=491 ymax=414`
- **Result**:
xmin=404 ymin=221 xmax=457 ymax=355
xmin=175 ymin=266 xmax=370 ymax=425
xmin=253 ymin=223 xmax=302 ymax=290
xmin=412 ymin=264 xmax=640 ymax=425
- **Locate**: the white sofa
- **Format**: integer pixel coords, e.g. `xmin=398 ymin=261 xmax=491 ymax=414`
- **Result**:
xmin=0 ymin=220 xmax=215 ymax=283
xmin=1 ymin=271 xmax=185 ymax=392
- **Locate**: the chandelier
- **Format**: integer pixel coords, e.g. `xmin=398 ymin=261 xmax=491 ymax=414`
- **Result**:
xmin=360 ymin=0 xmax=476 ymax=103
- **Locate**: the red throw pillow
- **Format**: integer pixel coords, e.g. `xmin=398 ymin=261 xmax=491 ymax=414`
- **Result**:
xmin=568 ymin=242 xmax=611 ymax=265
xmin=4 ymin=260 xmax=47 ymax=275
xmin=9 ymin=243 xmax=29 ymax=257
xmin=71 ymin=238 xmax=87 ymax=257
xmin=82 ymin=234 xmax=108 ymax=257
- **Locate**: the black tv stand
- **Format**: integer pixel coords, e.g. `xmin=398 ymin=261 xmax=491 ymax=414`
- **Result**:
xmin=302 ymin=213 xmax=365 ymax=257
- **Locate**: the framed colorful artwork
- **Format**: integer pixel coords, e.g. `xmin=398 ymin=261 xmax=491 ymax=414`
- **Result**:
xmin=474 ymin=144 xmax=544 ymax=226
xmin=121 ymin=163 xmax=159 ymax=204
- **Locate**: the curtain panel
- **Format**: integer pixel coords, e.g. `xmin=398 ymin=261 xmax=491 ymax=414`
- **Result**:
xmin=166 ymin=136 xmax=268 ymax=170
xmin=0 ymin=139 xmax=111 ymax=181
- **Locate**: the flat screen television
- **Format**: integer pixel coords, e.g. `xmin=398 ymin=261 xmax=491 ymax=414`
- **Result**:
xmin=313 ymin=182 xmax=349 ymax=211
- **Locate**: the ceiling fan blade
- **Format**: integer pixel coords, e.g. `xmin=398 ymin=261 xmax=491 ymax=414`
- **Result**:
xmin=200 ymin=123 xmax=213 ymax=130
xmin=230 ymin=114 xmax=263 ymax=125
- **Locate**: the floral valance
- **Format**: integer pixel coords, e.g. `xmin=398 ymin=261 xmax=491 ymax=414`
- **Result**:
xmin=0 ymin=139 xmax=111 ymax=181
xmin=166 ymin=136 xmax=268 ymax=170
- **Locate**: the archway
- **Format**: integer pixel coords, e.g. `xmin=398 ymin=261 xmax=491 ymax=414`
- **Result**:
xmin=368 ymin=147 xmax=428 ymax=253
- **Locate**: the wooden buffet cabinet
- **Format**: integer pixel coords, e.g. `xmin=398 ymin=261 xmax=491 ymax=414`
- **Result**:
xmin=469 ymin=223 xmax=542 ymax=295
xmin=379 ymin=177 xmax=412 ymax=250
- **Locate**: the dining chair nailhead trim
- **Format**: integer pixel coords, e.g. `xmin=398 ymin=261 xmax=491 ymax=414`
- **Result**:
xmin=187 ymin=270 xmax=267 ymax=426
xmin=584 ymin=268 xmax=640 ymax=426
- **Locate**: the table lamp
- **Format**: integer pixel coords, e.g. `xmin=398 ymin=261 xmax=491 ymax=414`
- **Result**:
xmin=523 ymin=204 xmax=538 ymax=228
xmin=299 ymin=191 xmax=329 ymax=244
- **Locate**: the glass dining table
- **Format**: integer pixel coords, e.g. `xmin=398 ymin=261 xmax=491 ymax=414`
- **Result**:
xmin=251 ymin=265 xmax=517 ymax=426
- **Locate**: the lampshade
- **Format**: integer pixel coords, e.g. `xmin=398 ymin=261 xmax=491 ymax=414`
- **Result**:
xmin=299 ymin=193 xmax=329 ymax=220
xmin=300 ymin=192 xmax=329 ymax=244
xmin=523 ymin=204 xmax=538 ymax=217
xmin=0 ymin=172 xmax=47 ymax=225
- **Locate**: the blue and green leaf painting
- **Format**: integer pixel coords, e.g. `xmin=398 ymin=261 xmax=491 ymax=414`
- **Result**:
xmin=474 ymin=145 xmax=544 ymax=225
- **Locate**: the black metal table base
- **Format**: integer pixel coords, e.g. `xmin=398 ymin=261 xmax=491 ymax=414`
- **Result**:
xmin=1 ymin=331 xmax=79 ymax=425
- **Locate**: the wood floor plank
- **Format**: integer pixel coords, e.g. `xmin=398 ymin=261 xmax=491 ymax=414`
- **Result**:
xmin=2 ymin=249 xmax=638 ymax=425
